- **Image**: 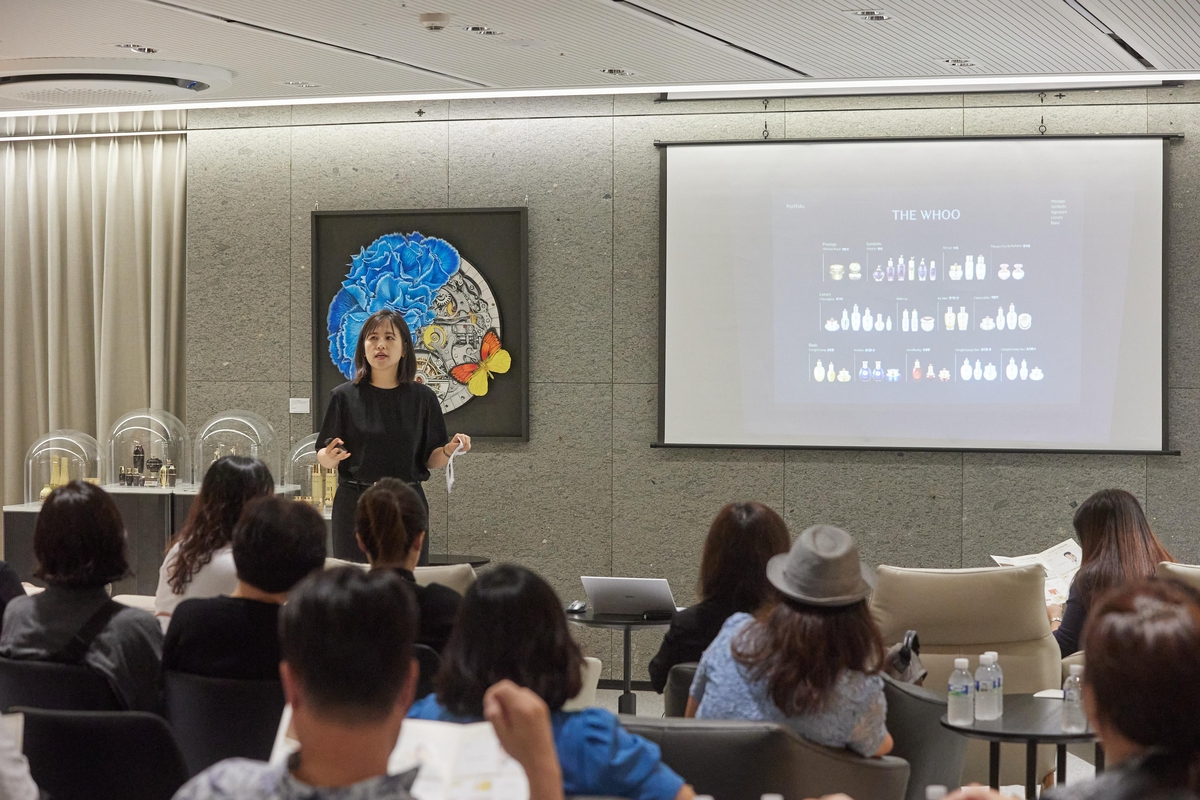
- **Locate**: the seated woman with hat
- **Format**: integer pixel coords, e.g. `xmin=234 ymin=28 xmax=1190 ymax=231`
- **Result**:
xmin=686 ymin=525 xmax=893 ymax=758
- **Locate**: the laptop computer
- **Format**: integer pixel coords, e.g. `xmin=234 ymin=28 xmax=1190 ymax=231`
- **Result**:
xmin=580 ymin=576 xmax=678 ymax=616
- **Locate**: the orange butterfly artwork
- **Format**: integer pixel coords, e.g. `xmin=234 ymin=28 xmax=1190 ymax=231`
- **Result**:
xmin=450 ymin=330 xmax=512 ymax=397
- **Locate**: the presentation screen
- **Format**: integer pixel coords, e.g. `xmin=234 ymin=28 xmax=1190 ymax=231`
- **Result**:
xmin=661 ymin=137 xmax=1166 ymax=452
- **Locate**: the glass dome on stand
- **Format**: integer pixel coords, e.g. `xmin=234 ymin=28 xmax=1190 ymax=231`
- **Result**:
xmin=194 ymin=410 xmax=280 ymax=485
xmin=106 ymin=408 xmax=190 ymax=488
xmin=289 ymin=433 xmax=336 ymax=514
xmin=24 ymin=429 xmax=104 ymax=503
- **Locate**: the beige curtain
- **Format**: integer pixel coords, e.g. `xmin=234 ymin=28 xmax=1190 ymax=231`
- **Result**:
xmin=0 ymin=116 xmax=186 ymax=512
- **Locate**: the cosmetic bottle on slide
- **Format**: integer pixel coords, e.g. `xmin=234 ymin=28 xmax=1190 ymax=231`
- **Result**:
xmin=1020 ymin=360 xmax=1029 ymax=381
xmin=984 ymin=363 xmax=997 ymax=381
xmin=860 ymin=361 xmax=871 ymax=382
xmin=957 ymin=307 xmax=969 ymax=330
xmin=887 ymin=258 xmax=895 ymax=281
xmin=851 ymin=305 xmax=861 ymax=331
xmin=912 ymin=359 xmax=922 ymax=381
xmin=930 ymin=260 xmax=937 ymax=281
xmin=886 ymin=316 xmax=893 ymax=331
xmin=927 ymin=362 xmax=936 ymax=380
xmin=944 ymin=307 xmax=956 ymax=331
xmin=827 ymin=362 xmax=837 ymax=382
xmin=874 ymin=263 xmax=885 ymax=282
xmin=918 ymin=258 xmax=927 ymax=281
xmin=902 ymin=311 xmax=909 ymax=332
xmin=841 ymin=309 xmax=849 ymax=330
xmin=1006 ymin=358 xmax=1018 ymax=380
xmin=996 ymin=306 xmax=1006 ymax=331
xmin=897 ymin=255 xmax=906 ymax=281
xmin=976 ymin=256 xmax=986 ymax=280
xmin=863 ymin=307 xmax=874 ymax=331
xmin=911 ymin=309 xmax=918 ymax=331
xmin=961 ymin=358 xmax=973 ymax=381
xmin=908 ymin=258 xmax=916 ymax=281
xmin=873 ymin=361 xmax=884 ymax=381
xmin=814 ymin=360 xmax=825 ymax=382
xmin=1007 ymin=303 xmax=1017 ymax=330
xmin=973 ymin=360 xmax=983 ymax=380
xmin=965 ymin=255 xmax=974 ymax=281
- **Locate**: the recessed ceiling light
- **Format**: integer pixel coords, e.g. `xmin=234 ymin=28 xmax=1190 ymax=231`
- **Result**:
xmin=600 ymin=68 xmax=635 ymax=77
xmin=281 ymin=80 xmax=322 ymax=88
xmin=943 ymin=58 xmax=975 ymax=67
xmin=478 ymin=29 xmax=504 ymax=35
xmin=845 ymin=10 xmax=891 ymax=21
xmin=462 ymin=25 xmax=501 ymax=34
xmin=116 ymin=43 xmax=158 ymax=54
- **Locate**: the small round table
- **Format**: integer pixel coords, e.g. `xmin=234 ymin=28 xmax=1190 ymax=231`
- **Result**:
xmin=426 ymin=554 xmax=490 ymax=568
xmin=566 ymin=609 xmax=672 ymax=715
xmin=940 ymin=694 xmax=1103 ymax=798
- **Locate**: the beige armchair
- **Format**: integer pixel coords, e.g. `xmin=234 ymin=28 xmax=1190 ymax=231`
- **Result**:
xmin=322 ymin=558 xmax=476 ymax=595
xmin=1156 ymin=561 xmax=1200 ymax=591
xmin=871 ymin=564 xmax=1061 ymax=787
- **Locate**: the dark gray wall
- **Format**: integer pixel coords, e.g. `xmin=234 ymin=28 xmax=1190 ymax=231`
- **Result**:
xmin=185 ymin=86 xmax=1200 ymax=678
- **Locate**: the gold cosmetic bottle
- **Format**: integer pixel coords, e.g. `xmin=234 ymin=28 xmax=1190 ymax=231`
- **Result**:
xmin=311 ymin=464 xmax=324 ymax=510
xmin=166 ymin=460 xmax=177 ymax=487
xmin=324 ymin=468 xmax=338 ymax=508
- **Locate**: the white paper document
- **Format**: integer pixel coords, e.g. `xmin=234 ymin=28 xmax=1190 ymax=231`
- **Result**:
xmin=392 ymin=719 xmax=529 ymax=800
xmin=991 ymin=538 xmax=1082 ymax=605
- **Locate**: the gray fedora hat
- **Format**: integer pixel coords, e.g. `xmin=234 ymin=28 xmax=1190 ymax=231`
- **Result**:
xmin=766 ymin=525 xmax=875 ymax=607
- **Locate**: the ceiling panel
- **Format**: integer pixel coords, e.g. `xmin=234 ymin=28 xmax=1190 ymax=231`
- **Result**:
xmin=633 ymin=0 xmax=1144 ymax=77
xmin=1085 ymin=0 xmax=1200 ymax=69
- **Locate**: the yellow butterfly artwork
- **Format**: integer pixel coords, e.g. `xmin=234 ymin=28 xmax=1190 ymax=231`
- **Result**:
xmin=449 ymin=330 xmax=511 ymax=396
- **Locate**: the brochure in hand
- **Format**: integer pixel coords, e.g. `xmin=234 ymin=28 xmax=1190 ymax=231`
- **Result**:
xmin=991 ymin=538 xmax=1083 ymax=605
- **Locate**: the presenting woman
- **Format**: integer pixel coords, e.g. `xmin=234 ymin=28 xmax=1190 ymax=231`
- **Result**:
xmin=317 ymin=309 xmax=470 ymax=564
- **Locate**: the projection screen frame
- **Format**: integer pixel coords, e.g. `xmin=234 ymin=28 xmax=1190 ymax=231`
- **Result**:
xmin=655 ymin=134 xmax=1181 ymax=455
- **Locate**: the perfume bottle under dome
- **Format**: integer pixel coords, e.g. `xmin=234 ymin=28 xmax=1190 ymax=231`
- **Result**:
xmin=132 ymin=440 xmax=144 ymax=473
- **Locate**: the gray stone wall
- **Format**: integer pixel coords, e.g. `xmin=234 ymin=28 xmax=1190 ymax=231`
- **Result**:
xmin=185 ymin=86 xmax=1200 ymax=679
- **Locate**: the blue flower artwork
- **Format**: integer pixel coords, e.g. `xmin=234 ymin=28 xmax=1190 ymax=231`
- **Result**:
xmin=327 ymin=232 xmax=461 ymax=379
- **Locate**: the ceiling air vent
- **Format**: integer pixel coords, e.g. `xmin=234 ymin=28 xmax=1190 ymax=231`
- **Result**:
xmin=845 ymin=9 xmax=891 ymax=21
xmin=0 ymin=59 xmax=233 ymax=108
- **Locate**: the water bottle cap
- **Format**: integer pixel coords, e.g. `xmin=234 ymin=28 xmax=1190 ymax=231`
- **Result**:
xmin=1069 ymin=664 xmax=1084 ymax=676
xmin=954 ymin=658 xmax=969 ymax=670
xmin=985 ymin=650 xmax=998 ymax=660
xmin=926 ymin=786 xmax=948 ymax=800
xmin=980 ymin=653 xmax=995 ymax=666
xmin=760 ymin=795 xmax=784 ymax=800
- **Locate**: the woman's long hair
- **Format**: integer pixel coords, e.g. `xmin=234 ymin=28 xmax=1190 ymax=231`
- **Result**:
xmin=1083 ymin=579 xmax=1200 ymax=791
xmin=435 ymin=564 xmax=583 ymax=716
xmin=733 ymin=597 xmax=885 ymax=716
xmin=166 ymin=456 xmax=274 ymax=593
xmin=355 ymin=479 xmax=424 ymax=565
xmin=697 ymin=502 xmax=790 ymax=611
xmin=1073 ymin=489 xmax=1173 ymax=610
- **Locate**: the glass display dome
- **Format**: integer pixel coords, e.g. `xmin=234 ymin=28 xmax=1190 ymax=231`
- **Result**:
xmin=106 ymin=408 xmax=190 ymax=487
xmin=24 ymin=429 xmax=104 ymax=503
xmin=194 ymin=410 xmax=280 ymax=484
xmin=289 ymin=433 xmax=335 ymax=509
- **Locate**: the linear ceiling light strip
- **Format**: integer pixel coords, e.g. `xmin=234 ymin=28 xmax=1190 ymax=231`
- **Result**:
xmin=143 ymin=0 xmax=488 ymax=88
xmin=609 ymin=0 xmax=811 ymax=77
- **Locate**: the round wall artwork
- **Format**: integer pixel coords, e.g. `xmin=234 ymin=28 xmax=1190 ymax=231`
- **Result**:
xmin=326 ymin=232 xmax=510 ymax=413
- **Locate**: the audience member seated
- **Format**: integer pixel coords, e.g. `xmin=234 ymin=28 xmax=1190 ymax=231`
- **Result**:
xmin=409 ymin=564 xmax=695 ymax=800
xmin=648 ymin=501 xmax=789 ymax=692
xmin=173 ymin=568 xmax=564 ymax=800
xmin=688 ymin=525 xmax=893 ymax=758
xmin=155 ymin=456 xmax=275 ymax=630
xmin=356 ymin=478 xmax=460 ymax=653
xmin=0 ymin=482 xmax=163 ymax=712
xmin=162 ymin=497 xmax=327 ymax=680
xmin=1050 ymin=488 xmax=1175 ymax=657
xmin=0 ymin=562 xmax=25 ymax=617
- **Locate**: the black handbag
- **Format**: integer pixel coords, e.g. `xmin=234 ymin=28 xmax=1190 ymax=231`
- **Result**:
xmin=884 ymin=629 xmax=927 ymax=686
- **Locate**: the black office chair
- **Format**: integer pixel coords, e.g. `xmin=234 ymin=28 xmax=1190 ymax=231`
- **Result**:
xmin=883 ymin=673 xmax=968 ymax=800
xmin=663 ymin=662 xmax=698 ymax=717
xmin=163 ymin=671 xmax=286 ymax=776
xmin=414 ymin=644 xmax=441 ymax=699
xmin=0 ymin=655 xmax=119 ymax=711
xmin=18 ymin=706 xmax=190 ymax=800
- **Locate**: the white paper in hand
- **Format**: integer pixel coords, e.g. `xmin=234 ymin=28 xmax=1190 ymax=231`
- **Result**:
xmin=391 ymin=718 xmax=529 ymax=800
xmin=445 ymin=440 xmax=467 ymax=495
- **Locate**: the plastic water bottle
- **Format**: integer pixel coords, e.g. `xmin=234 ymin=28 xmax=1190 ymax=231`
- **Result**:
xmin=1063 ymin=663 xmax=1087 ymax=733
xmin=948 ymin=657 xmax=975 ymax=725
xmin=985 ymin=650 xmax=1004 ymax=717
xmin=975 ymin=653 xmax=1000 ymax=720
xmin=926 ymin=787 xmax=948 ymax=800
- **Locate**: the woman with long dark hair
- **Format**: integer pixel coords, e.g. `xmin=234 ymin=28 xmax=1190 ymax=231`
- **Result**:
xmin=154 ymin=455 xmax=274 ymax=629
xmin=1050 ymin=488 xmax=1174 ymax=656
xmin=409 ymin=564 xmax=695 ymax=800
xmin=317 ymin=309 xmax=470 ymax=563
xmin=648 ymin=501 xmax=790 ymax=692
xmin=687 ymin=525 xmax=893 ymax=758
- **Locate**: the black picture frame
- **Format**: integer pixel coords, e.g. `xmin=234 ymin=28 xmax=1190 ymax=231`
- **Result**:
xmin=311 ymin=208 xmax=529 ymax=441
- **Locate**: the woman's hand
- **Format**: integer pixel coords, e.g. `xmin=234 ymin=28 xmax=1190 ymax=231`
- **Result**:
xmin=445 ymin=433 xmax=471 ymax=455
xmin=1047 ymin=603 xmax=1064 ymax=630
xmin=316 ymin=438 xmax=352 ymax=470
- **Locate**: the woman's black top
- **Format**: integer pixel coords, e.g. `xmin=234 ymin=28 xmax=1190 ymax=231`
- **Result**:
xmin=1053 ymin=579 xmax=1088 ymax=657
xmin=162 ymin=596 xmax=282 ymax=681
xmin=317 ymin=381 xmax=449 ymax=484
xmin=648 ymin=596 xmax=740 ymax=693
xmin=388 ymin=568 xmax=461 ymax=654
